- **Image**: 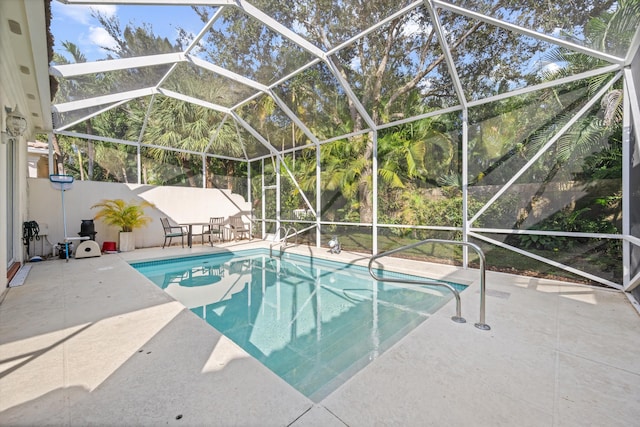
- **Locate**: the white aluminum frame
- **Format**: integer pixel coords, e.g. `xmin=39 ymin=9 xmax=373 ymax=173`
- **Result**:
xmin=49 ymin=0 xmax=640 ymax=292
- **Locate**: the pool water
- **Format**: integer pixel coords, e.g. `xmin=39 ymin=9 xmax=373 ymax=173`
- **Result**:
xmin=132 ymin=249 xmax=465 ymax=401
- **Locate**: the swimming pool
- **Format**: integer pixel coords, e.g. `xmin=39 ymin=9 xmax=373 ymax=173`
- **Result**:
xmin=132 ymin=249 xmax=466 ymax=401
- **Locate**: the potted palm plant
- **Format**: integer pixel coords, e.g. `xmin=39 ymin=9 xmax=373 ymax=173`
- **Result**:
xmin=91 ymin=199 xmax=155 ymax=252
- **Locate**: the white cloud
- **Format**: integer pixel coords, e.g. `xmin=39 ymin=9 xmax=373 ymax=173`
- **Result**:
xmin=91 ymin=5 xmax=118 ymax=18
xmin=88 ymin=26 xmax=119 ymax=51
xmin=55 ymin=4 xmax=117 ymax=25
xmin=401 ymin=15 xmax=432 ymax=38
xmin=349 ymin=56 xmax=361 ymax=72
xmin=402 ymin=20 xmax=420 ymax=37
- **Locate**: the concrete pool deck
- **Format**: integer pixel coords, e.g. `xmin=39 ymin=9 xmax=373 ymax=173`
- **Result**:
xmin=1 ymin=241 xmax=639 ymax=426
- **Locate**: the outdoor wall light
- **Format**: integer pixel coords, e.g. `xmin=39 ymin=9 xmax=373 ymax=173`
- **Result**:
xmin=1 ymin=105 xmax=27 ymax=144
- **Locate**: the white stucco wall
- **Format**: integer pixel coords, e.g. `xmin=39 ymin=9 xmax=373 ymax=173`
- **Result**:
xmin=2 ymin=0 xmax=51 ymax=284
xmin=27 ymin=179 xmax=251 ymax=253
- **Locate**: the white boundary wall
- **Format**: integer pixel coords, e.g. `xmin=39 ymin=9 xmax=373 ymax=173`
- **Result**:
xmin=27 ymin=178 xmax=251 ymax=252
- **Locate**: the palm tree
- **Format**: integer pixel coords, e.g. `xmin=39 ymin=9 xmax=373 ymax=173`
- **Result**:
xmin=53 ymin=41 xmax=107 ymax=179
xmin=511 ymin=1 xmax=638 ymax=228
xmin=86 ymin=13 xmax=245 ymax=187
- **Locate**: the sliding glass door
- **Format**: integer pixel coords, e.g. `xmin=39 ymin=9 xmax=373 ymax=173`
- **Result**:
xmin=6 ymin=138 xmax=15 ymax=268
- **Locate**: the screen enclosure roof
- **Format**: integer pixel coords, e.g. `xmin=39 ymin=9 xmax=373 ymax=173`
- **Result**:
xmin=49 ymin=0 xmax=640 ymax=162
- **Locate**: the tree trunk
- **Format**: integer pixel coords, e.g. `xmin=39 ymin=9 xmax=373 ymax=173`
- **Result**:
xmin=513 ymin=161 xmax=562 ymax=229
xmin=226 ymin=161 xmax=235 ymax=191
xmin=51 ymin=134 xmax=64 ymax=174
xmin=86 ymin=119 xmax=95 ymax=179
xmin=358 ymin=132 xmax=374 ymax=223
xmin=176 ymin=157 xmax=197 ymax=187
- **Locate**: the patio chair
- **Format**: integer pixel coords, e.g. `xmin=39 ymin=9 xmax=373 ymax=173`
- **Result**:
xmin=229 ymin=215 xmax=251 ymax=241
xmin=205 ymin=217 xmax=225 ymax=245
xmin=160 ymin=217 xmax=187 ymax=248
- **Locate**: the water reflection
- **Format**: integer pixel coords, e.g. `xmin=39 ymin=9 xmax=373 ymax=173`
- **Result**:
xmin=147 ymin=253 xmax=459 ymax=401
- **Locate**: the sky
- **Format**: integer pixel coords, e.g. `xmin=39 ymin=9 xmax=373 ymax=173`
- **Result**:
xmin=50 ymin=2 xmax=203 ymax=61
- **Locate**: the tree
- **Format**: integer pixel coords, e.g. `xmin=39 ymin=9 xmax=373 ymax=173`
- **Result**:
xmin=57 ymin=11 xmax=244 ymax=187
xmin=511 ymin=0 xmax=639 ymax=229
xmin=53 ymin=41 xmax=104 ymax=179
xmin=193 ymin=1 xmax=608 ymax=222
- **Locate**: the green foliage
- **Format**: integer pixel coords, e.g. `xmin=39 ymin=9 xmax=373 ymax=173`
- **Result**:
xmin=381 ymin=185 xmax=518 ymax=235
xmin=51 ymin=0 xmax=631 ymax=283
xmin=517 ymin=207 xmax=618 ymax=252
xmin=91 ymin=199 xmax=155 ymax=232
xmin=574 ymin=144 xmax=622 ymax=182
xmin=55 ymin=14 xmax=246 ymax=189
xmin=518 ymin=233 xmax=566 ymax=252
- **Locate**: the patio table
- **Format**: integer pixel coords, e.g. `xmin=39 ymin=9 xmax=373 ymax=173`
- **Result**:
xmin=179 ymin=222 xmax=211 ymax=248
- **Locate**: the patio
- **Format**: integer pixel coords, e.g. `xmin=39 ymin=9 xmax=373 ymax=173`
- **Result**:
xmin=2 ymin=1 xmax=640 ymax=425
xmin=1 ymin=241 xmax=639 ymax=426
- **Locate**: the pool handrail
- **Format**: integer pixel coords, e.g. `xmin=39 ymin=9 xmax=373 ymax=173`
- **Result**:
xmin=269 ymin=226 xmax=299 ymax=257
xmin=269 ymin=226 xmax=289 ymax=257
xmin=368 ymin=238 xmax=490 ymax=330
